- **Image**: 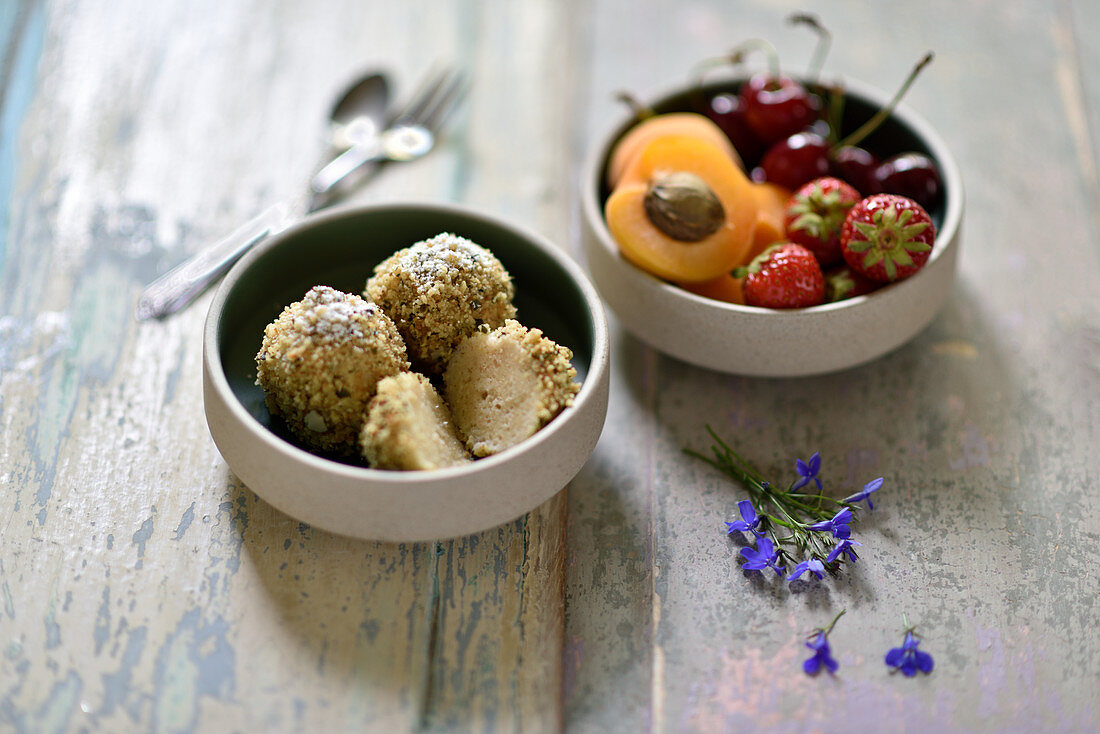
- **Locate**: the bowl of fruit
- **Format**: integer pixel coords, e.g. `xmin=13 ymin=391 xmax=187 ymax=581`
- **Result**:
xmin=580 ymin=38 xmax=963 ymax=377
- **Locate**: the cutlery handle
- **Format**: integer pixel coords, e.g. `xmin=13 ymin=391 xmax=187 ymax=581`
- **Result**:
xmin=310 ymin=140 xmax=384 ymax=195
xmin=135 ymin=202 xmax=294 ymax=321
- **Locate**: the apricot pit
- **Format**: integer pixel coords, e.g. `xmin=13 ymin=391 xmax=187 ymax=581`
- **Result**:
xmin=605 ymin=134 xmax=758 ymax=283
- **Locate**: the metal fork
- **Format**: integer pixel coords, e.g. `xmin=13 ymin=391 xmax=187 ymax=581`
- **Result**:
xmin=135 ymin=67 xmax=468 ymax=321
xmin=309 ymin=67 xmax=467 ymax=203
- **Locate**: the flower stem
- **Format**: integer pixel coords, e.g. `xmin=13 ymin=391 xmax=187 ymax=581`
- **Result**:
xmin=822 ymin=608 xmax=846 ymax=636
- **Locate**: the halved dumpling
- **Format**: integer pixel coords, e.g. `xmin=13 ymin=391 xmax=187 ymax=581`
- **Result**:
xmin=443 ymin=321 xmax=578 ymax=458
xmin=360 ymin=372 xmax=470 ymax=471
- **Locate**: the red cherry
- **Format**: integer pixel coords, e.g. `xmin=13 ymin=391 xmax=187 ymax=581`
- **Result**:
xmin=829 ymin=146 xmax=880 ymax=196
xmin=759 ymin=132 xmax=830 ymax=190
xmin=740 ymin=73 xmax=821 ymax=145
xmin=706 ymin=92 xmax=766 ymax=166
xmin=875 ymin=152 xmax=942 ymax=211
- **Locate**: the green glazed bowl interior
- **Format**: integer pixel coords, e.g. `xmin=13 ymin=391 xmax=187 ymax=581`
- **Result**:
xmin=218 ymin=203 xmax=597 ymax=465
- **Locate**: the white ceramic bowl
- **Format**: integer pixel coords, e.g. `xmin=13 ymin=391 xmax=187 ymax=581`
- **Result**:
xmin=581 ymin=76 xmax=964 ymax=377
xmin=203 ymin=201 xmax=609 ymax=541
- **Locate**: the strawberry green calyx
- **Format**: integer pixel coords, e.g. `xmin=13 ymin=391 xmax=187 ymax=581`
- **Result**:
xmin=841 ymin=194 xmax=935 ymax=283
xmin=825 ymin=268 xmax=857 ymax=302
xmin=732 ymin=242 xmax=787 ymax=278
xmin=789 ymin=182 xmax=855 ymax=240
xmin=785 ymin=177 xmax=861 ymax=267
xmin=846 ymin=206 xmax=930 ymax=280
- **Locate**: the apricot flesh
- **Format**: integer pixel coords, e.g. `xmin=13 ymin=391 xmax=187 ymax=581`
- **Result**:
xmin=607 ymin=112 xmax=742 ymax=189
xmin=605 ymin=135 xmax=758 ymax=283
xmin=740 ymin=181 xmax=793 ymax=265
xmin=677 ymin=273 xmax=745 ymax=304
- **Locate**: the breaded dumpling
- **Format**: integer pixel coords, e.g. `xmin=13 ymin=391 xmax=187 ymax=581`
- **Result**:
xmin=444 ymin=319 xmax=579 ymax=457
xmin=255 ymin=285 xmax=409 ymax=455
xmin=360 ymin=372 xmax=470 ymax=471
xmin=364 ymin=232 xmax=516 ymax=373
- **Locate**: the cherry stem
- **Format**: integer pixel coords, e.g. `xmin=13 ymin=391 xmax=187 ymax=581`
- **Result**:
xmin=836 ymin=52 xmax=934 ymax=150
xmin=825 ymin=84 xmax=845 ymax=146
xmin=614 ymin=91 xmax=656 ymax=121
xmin=788 ymin=12 xmax=830 ymax=83
xmin=688 ymin=53 xmax=745 ymax=102
xmin=727 ymin=38 xmax=782 ymax=83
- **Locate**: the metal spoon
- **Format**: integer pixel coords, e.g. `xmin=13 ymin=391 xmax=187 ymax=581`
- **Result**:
xmin=135 ymin=70 xmax=392 ymax=321
xmin=327 ymin=72 xmax=391 ymax=152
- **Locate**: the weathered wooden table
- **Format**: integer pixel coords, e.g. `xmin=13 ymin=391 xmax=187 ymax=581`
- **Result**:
xmin=2 ymin=1 xmax=1098 ymax=731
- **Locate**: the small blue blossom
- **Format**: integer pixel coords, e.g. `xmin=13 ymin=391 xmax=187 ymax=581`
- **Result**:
xmin=803 ymin=609 xmax=845 ymax=676
xmin=789 ymin=558 xmax=826 ymax=581
xmin=825 ymin=539 xmax=862 ymax=564
xmin=740 ymin=536 xmax=786 ymax=577
xmin=792 ymin=452 xmax=822 ymax=491
xmin=844 ymin=477 xmax=884 ymax=510
xmin=808 ymin=507 xmax=853 ymax=539
xmin=885 ymin=630 xmax=934 ymax=676
xmin=724 ymin=500 xmax=762 ymax=535
xmin=803 ymin=631 xmax=839 ymax=675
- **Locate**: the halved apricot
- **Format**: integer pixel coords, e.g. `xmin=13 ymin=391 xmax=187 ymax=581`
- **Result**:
xmin=605 ymin=134 xmax=758 ymax=283
xmin=677 ymin=273 xmax=745 ymax=304
xmin=743 ymin=181 xmax=794 ymax=265
xmin=607 ymin=112 xmax=742 ymax=189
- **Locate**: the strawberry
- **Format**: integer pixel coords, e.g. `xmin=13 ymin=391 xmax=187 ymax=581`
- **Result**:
xmin=824 ymin=265 xmax=880 ymax=302
xmin=784 ymin=176 xmax=861 ymax=266
xmin=840 ymin=194 xmax=935 ymax=282
xmin=734 ymin=243 xmax=825 ymax=309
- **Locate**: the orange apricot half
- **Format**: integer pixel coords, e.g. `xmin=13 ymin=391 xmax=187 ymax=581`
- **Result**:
xmin=744 ymin=181 xmax=794 ymax=265
xmin=607 ymin=112 xmax=742 ymax=189
xmin=605 ymin=134 xmax=758 ymax=283
xmin=677 ymin=273 xmax=746 ymax=305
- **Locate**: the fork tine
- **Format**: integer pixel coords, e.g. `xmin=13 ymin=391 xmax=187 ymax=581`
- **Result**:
xmin=392 ymin=66 xmax=454 ymax=125
xmin=416 ymin=70 xmax=468 ymax=133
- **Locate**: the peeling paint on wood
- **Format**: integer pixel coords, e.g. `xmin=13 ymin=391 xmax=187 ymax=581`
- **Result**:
xmin=2 ymin=1 xmax=1099 ymax=732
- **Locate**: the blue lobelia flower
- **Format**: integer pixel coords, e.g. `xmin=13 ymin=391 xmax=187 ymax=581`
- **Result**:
xmin=844 ymin=477 xmax=884 ymax=510
xmin=740 ymin=536 xmax=786 ymax=577
xmin=724 ymin=500 xmax=762 ymax=535
xmin=886 ymin=630 xmax=934 ymax=676
xmin=803 ymin=631 xmax=839 ymax=675
xmin=789 ymin=558 xmax=826 ymax=581
xmin=792 ymin=452 xmax=823 ymax=491
xmin=808 ymin=507 xmax=853 ymax=539
xmin=825 ymin=539 xmax=862 ymax=564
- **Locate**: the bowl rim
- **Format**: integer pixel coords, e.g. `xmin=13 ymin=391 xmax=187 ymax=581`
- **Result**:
xmin=202 ymin=198 xmax=610 ymax=484
xmin=580 ymin=74 xmax=965 ymax=315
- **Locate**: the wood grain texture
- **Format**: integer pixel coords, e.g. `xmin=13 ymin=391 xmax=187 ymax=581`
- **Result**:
xmin=565 ymin=0 xmax=1100 ymax=732
xmin=2 ymin=1 xmax=1099 ymax=732
xmin=1 ymin=1 xmax=568 ymax=732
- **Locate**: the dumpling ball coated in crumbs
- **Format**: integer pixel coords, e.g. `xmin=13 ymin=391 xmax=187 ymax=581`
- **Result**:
xmin=255 ymin=285 xmax=410 ymax=456
xmin=364 ymin=232 xmax=516 ymax=373
xmin=444 ymin=319 xmax=579 ymax=457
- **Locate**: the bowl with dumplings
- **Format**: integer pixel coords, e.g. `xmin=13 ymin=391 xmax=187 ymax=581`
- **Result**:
xmin=203 ymin=201 xmax=610 ymax=541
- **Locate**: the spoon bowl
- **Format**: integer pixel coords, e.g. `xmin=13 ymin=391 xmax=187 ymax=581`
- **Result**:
xmin=327 ymin=72 xmax=391 ymax=150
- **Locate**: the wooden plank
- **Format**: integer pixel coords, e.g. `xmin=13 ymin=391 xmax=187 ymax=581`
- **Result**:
xmin=567 ymin=0 xmax=1100 ymax=731
xmin=0 ymin=1 xmax=570 ymax=731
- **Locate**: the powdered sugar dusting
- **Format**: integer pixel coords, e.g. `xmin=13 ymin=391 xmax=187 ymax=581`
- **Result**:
xmin=385 ymin=233 xmax=500 ymax=289
xmin=292 ymin=285 xmax=385 ymax=344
